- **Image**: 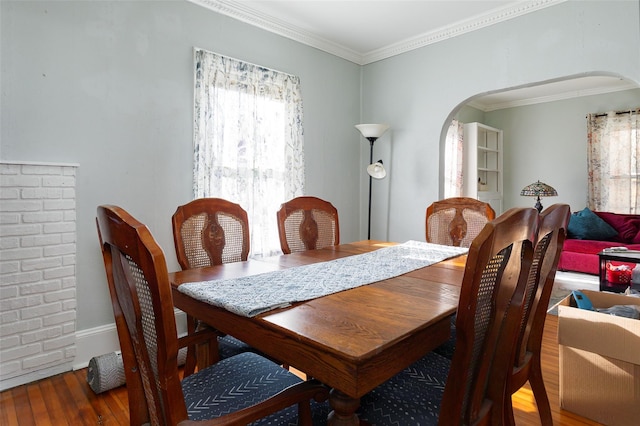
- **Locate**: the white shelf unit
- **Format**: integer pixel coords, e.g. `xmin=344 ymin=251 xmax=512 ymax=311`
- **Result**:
xmin=463 ymin=122 xmax=504 ymax=214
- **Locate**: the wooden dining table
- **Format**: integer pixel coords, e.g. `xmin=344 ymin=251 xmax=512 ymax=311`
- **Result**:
xmin=169 ymin=240 xmax=467 ymax=425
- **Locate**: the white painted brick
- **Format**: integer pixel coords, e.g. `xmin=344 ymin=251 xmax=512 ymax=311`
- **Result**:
xmin=0 ymin=175 xmax=41 ymax=188
xmin=0 ymin=237 xmax=20 ymax=249
xmin=21 ymin=234 xmax=62 ymax=248
xmin=43 ymin=244 xmax=75 ymax=257
xmin=0 ymin=318 xmax=42 ymax=335
xmin=44 ymin=289 xmax=75 ymax=303
xmin=21 ymin=165 xmax=63 ymax=176
xmin=22 ymin=350 xmax=63 ymax=369
xmin=0 ymin=335 xmax=20 ymax=349
xmin=62 ymin=168 xmax=76 ymax=177
xmin=1 ymin=294 xmax=42 ymax=311
xmin=0 ymin=271 xmax=43 ymax=286
xmin=0 ymin=213 xmax=20 ymax=224
xmin=0 ymin=247 xmax=42 ymax=261
xmin=42 ymin=176 xmax=75 ymax=187
xmin=19 ymin=280 xmax=61 ymax=296
xmin=0 ymin=286 xmax=18 ymax=300
xmin=0 ymin=310 xmax=19 ymax=325
xmin=21 ymin=257 xmax=62 ymax=271
xmin=22 ymin=326 xmax=62 ymax=345
xmin=62 ymin=322 xmax=75 ymax=334
xmin=0 ymin=188 xmax=19 ymax=199
xmin=62 ymin=276 xmax=76 ymax=289
xmin=0 ymin=343 xmax=41 ymax=362
xmin=22 ymin=211 xmax=64 ymax=223
xmin=62 ymin=255 xmax=76 ymax=266
xmin=43 ymin=222 xmax=75 ymax=234
xmin=43 ymin=310 xmax=75 ymax=327
xmin=64 ymin=346 xmax=76 ymax=359
xmin=43 ymin=266 xmax=75 ymax=280
xmin=61 ymin=233 xmax=76 ymax=244
xmin=0 ymin=360 xmax=21 ymax=376
xmin=62 ymin=299 xmax=76 ymax=311
xmin=0 ymin=224 xmax=41 ymax=237
xmin=63 ymin=210 xmax=76 ymax=221
xmin=62 ymin=188 xmax=75 ymax=199
xmin=43 ymin=199 xmax=75 ymax=211
xmin=0 ymin=261 xmax=20 ymax=274
xmin=0 ymin=164 xmax=20 ymax=175
xmin=0 ymin=200 xmax=42 ymax=212
xmin=21 ymin=301 xmax=61 ymax=320
xmin=43 ymin=333 xmax=75 ymax=351
xmin=20 ymin=188 xmax=62 ymax=199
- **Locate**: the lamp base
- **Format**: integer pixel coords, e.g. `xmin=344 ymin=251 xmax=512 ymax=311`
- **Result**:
xmin=534 ymin=196 xmax=543 ymax=213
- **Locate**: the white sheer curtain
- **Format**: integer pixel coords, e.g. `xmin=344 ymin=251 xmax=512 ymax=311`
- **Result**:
xmin=193 ymin=48 xmax=305 ymax=257
xmin=587 ymin=109 xmax=639 ymax=214
xmin=443 ymin=119 xmax=464 ymax=198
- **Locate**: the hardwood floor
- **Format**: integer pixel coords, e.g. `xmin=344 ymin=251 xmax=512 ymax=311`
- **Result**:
xmin=0 ymin=314 xmax=602 ymax=425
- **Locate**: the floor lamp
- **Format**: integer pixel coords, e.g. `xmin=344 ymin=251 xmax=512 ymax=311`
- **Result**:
xmin=356 ymin=123 xmax=390 ymax=239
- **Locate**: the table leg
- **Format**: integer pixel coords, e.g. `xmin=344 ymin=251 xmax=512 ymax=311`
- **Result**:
xmin=327 ymin=389 xmax=360 ymax=426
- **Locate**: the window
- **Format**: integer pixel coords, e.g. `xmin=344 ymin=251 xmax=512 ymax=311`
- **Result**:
xmin=587 ymin=109 xmax=639 ymax=214
xmin=193 ymin=48 xmax=305 ymax=257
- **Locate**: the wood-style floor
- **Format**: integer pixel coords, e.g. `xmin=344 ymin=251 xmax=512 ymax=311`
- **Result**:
xmin=0 ymin=314 xmax=602 ymax=426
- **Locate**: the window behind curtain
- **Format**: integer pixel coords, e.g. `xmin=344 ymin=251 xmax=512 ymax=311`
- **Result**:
xmin=193 ymin=48 xmax=305 ymax=257
xmin=587 ymin=109 xmax=639 ymax=214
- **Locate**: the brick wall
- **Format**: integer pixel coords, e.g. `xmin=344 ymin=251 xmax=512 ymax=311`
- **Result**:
xmin=0 ymin=161 xmax=78 ymax=388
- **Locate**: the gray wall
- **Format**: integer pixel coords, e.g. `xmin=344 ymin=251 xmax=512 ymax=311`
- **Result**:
xmin=1 ymin=0 xmax=361 ymax=330
xmin=361 ymin=0 xmax=640 ymax=243
xmin=1 ymin=0 xmax=639 ymax=347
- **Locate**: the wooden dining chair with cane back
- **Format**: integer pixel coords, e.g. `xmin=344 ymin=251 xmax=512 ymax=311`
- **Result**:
xmin=276 ymin=196 xmax=339 ymax=254
xmin=172 ymin=198 xmax=256 ymax=374
xmin=357 ymin=207 xmax=539 ymax=425
xmin=96 ymin=205 xmax=328 ymax=426
xmin=505 ymin=203 xmax=571 ymax=426
xmin=426 ymin=196 xmax=496 ymax=247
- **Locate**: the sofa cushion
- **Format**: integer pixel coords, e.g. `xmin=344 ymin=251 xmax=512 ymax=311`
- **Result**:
xmin=567 ymin=208 xmax=618 ymax=241
xmin=595 ymin=211 xmax=640 ymax=243
xmin=557 ymin=239 xmax=640 ymax=275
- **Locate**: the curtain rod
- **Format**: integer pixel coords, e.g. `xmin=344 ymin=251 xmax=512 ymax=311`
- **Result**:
xmin=592 ymin=108 xmax=639 ymax=118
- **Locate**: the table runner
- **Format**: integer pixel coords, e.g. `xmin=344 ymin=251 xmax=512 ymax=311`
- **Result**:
xmin=178 ymin=240 xmax=468 ymax=317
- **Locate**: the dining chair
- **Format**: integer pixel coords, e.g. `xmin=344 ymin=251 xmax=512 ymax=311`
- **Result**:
xmin=505 ymin=203 xmax=570 ymax=426
xmin=96 ymin=205 xmax=328 ymax=426
xmin=425 ymin=196 xmax=496 ymax=247
xmin=358 ymin=207 xmax=539 ymax=425
xmin=172 ymin=198 xmax=255 ymax=374
xmin=276 ymin=196 xmax=339 ymax=254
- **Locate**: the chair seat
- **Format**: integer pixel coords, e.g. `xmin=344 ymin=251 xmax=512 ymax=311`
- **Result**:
xmin=184 ymin=352 xmax=297 ymax=420
xmin=357 ymin=352 xmax=451 ymax=425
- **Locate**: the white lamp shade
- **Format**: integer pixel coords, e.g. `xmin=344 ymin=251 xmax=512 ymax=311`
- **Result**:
xmin=355 ymin=124 xmax=390 ymax=139
xmin=367 ymin=162 xmax=386 ymax=179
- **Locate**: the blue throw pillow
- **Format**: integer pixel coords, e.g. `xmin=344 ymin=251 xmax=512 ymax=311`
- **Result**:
xmin=567 ymin=208 xmax=618 ymax=240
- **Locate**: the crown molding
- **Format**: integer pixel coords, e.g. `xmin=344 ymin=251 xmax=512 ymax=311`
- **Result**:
xmin=189 ymin=0 xmax=566 ymax=65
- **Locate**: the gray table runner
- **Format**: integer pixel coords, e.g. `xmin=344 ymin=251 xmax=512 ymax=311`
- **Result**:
xmin=178 ymin=240 xmax=468 ymax=317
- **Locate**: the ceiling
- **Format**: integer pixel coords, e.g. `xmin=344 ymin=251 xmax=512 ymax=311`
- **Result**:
xmin=192 ymin=0 xmax=637 ymax=110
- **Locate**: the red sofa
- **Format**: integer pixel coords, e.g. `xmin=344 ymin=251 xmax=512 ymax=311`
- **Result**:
xmin=557 ymin=210 xmax=640 ymax=275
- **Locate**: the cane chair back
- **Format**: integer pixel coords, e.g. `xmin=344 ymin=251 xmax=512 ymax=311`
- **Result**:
xmin=172 ymin=198 xmax=250 ymax=269
xmin=277 ymin=196 xmax=339 ymax=254
xmin=426 ymin=197 xmax=496 ymax=247
xmin=506 ymin=204 xmax=570 ymax=425
xmin=359 ymin=207 xmax=538 ymax=425
xmin=96 ymin=205 xmax=327 ymax=426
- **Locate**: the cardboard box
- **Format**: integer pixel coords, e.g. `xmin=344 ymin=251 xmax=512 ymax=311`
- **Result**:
xmin=558 ymin=289 xmax=640 ymax=426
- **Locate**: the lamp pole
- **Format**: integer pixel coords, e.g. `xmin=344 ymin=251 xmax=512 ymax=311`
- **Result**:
xmin=367 ymin=137 xmax=376 ymax=240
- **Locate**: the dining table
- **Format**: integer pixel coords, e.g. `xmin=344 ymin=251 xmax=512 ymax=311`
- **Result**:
xmin=169 ymin=240 xmax=467 ymax=425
